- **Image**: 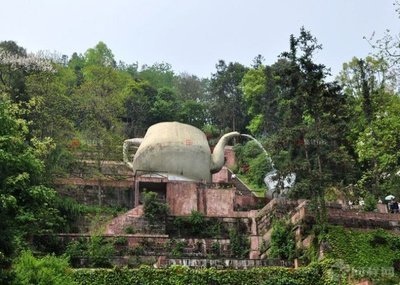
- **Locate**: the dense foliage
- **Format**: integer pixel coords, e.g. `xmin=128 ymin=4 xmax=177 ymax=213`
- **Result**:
xmin=321 ymin=226 xmax=400 ymax=284
xmin=0 ymin=100 xmax=64 ymax=281
xmin=66 ymin=236 xmax=115 ymax=268
xmin=13 ymin=250 xmax=75 ymax=285
xmin=143 ymin=191 xmax=170 ymax=225
xmin=72 ymin=263 xmax=331 ymax=285
xmin=324 ymin=226 xmax=400 ymax=269
xmin=269 ymin=221 xmax=296 ymax=260
xmin=171 ymin=210 xmax=226 ymax=238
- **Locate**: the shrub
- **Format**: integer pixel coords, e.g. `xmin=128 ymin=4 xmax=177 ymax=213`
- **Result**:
xmin=210 ymin=241 xmax=221 ymax=256
xmin=363 ymin=194 xmax=377 ymax=212
xmin=143 ymin=191 xmax=169 ymax=225
xmin=269 ymin=221 xmax=295 ymax=260
xmin=13 ymin=250 xmax=75 ymax=285
xmin=169 ymin=239 xmax=187 ymax=258
xmin=229 ymin=222 xmax=250 ymax=259
xmin=171 ymin=212 xmax=225 ymax=238
xmin=188 ymin=210 xmax=207 ymax=236
xmin=72 ymin=263 xmax=328 ymax=285
xmin=65 ymin=236 xmax=115 ymax=268
xmin=124 ymin=226 xmax=135 ymax=234
xmin=114 ymin=236 xmax=128 ymax=246
xmin=234 ymin=140 xmax=273 ymax=188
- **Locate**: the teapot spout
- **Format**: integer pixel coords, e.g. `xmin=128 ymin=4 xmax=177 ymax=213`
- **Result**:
xmin=210 ymin=132 xmax=240 ymax=173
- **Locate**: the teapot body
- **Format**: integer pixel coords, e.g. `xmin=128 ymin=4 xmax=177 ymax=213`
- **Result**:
xmin=132 ymin=122 xmax=213 ymax=182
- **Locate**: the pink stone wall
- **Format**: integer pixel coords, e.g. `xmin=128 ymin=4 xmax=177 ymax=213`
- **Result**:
xmin=224 ymin=146 xmax=236 ymax=168
xmin=167 ymin=182 xmax=198 ymax=215
xmin=168 ymin=184 xmax=238 ymax=217
xmin=212 ymin=167 xmax=230 ymax=183
xmin=204 ymin=189 xmax=235 ymax=217
xmin=234 ymin=196 xmax=268 ymax=210
xmin=167 ymin=182 xmax=263 ymax=218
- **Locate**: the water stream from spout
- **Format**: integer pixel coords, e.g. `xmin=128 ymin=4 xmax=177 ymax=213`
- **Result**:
xmin=240 ymin=134 xmax=296 ymax=194
xmin=240 ymin=134 xmax=275 ymax=169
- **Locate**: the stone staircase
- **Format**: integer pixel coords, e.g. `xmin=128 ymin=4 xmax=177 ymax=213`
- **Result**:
xmin=104 ymin=205 xmax=144 ymax=235
xmin=228 ymin=169 xmax=256 ymax=197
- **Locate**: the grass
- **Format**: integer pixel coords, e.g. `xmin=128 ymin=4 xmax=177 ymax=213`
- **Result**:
xmin=236 ymin=174 xmax=266 ymax=197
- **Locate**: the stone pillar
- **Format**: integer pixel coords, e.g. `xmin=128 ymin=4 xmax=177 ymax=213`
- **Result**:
xmin=377 ymin=203 xmax=388 ymax=213
xmin=249 ymin=235 xmax=260 ymax=259
xmin=134 ymin=180 xmax=140 ymax=207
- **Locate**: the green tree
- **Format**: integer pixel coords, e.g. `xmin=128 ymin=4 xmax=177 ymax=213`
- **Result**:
xmin=356 ymin=93 xmax=400 ymax=195
xmin=123 ymin=80 xmax=158 ymax=137
xmin=269 ymin=221 xmax=295 ymax=260
xmin=67 ymin=52 xmax=85 ymax=87
xmin=139 ymin=62 xmax=175 ymax=90
xmin=338 ymin=56 xmax=395 ymax=127
xmin=73 ymin=62 xmax=128 ymax=159
xmin=0 ymin=100 xmax=63 ymax=279
xmin=84 ymin=41 xmax=116 ymax=68
xmin=241 ymin=59 xmax=284 ymax=135
xmin=209 ymin=60 xmax=249 ymax=133
xmin=150 ymin=87 xmax=180 ymax=122
xmin=178 ymin=99 xmax=208 ymax=129
xmin=174 ymin=72 xmax=209 ymax=101
xmin=269 ymin=28 xmax=355 ymax=226
xmin=0 ymin=41 xmax=28 ymax=102
xmin=24 ymin=68 xmax=75 ymax=142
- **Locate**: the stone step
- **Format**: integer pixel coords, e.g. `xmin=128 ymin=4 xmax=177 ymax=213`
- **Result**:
xmin=104 ymin=205 xmax=144 ymax=234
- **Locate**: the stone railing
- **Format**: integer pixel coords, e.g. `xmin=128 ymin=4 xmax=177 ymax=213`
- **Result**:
xmin=289 ymin=201 xmax=400 ymax=231
xmin=158 ymin=257 xmax=293 ymax=269
xmin=57 ymin=234 xmax=234 ymax=258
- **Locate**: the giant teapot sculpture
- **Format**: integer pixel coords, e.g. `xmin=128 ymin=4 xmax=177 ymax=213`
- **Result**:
xmin=123 ymin=122 xmax=239 ymax=182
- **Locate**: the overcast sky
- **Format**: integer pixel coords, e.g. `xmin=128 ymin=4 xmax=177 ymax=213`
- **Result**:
xmin=1 ymin=0 xmax=398 ymax=78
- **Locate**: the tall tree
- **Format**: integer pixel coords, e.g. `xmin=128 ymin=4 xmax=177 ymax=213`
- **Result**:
xmin=68 ymin=52 xmax=85 ymax=87
xmin=150 ymin=87 xmax=180 ymax=123
xmin=269 ymin=28 xmax=355 ymax=226
xmin=355 ymin=92 xmax=400 ymax=195
xmin=241 ymin=59 xmax=286 ymax=135
xmin=174 ymin=72 xmax=209 ymax=102
xmin=139 ymin=62 xmax=175 ymax=90
xmin=84 ymin=41 xmax=116 ymax=68
xmin=123 ymin=80 xmax=158 ymax=137
xmin=0 ymin=41 xmax=54 ymax=103
xmin=338 ymin=56 xmax=398 ymax=194
xmin=0 ymin=100 xmax=63 ymax=281
xmin=209 ymin=60 xmax=249 ymax=133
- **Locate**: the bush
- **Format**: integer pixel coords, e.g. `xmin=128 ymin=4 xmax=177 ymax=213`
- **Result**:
xmin=65 ymin=236 xmax=115 ymax=268
xmin=269 ymin=221 xmax=295 ymax=260
xmin=363 ymin=194 xmax=377 ymax=212
xmin=165 ymin=239 xmax=187 ymax=258
xmin=210 ymin=241 xmax=221 ymax=256
xmin=13 ymin=250 xmax=75 ymax=285
xmin=234 ymin=140 xmax=273 ymax=188
xmin=72 ymin=263 xmax=329 ymax=285
xmin=143 ymin=191 xmax=169 ymax=225
xmin=248 ymin=153 xmax=271 ymax=187
xmin=229 ymin=221 xmax=250 ymax=258
xmin=171 ymin=211 xmax=225 ymax=238
xmin=124 ymin=226 xmax=136 ymax=234
xmin=114 ymin=236 xmax=128 ymax=246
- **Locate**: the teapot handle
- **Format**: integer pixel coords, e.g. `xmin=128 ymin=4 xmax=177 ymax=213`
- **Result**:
xmin=123 ymin=138 xmax=143 ymax=170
